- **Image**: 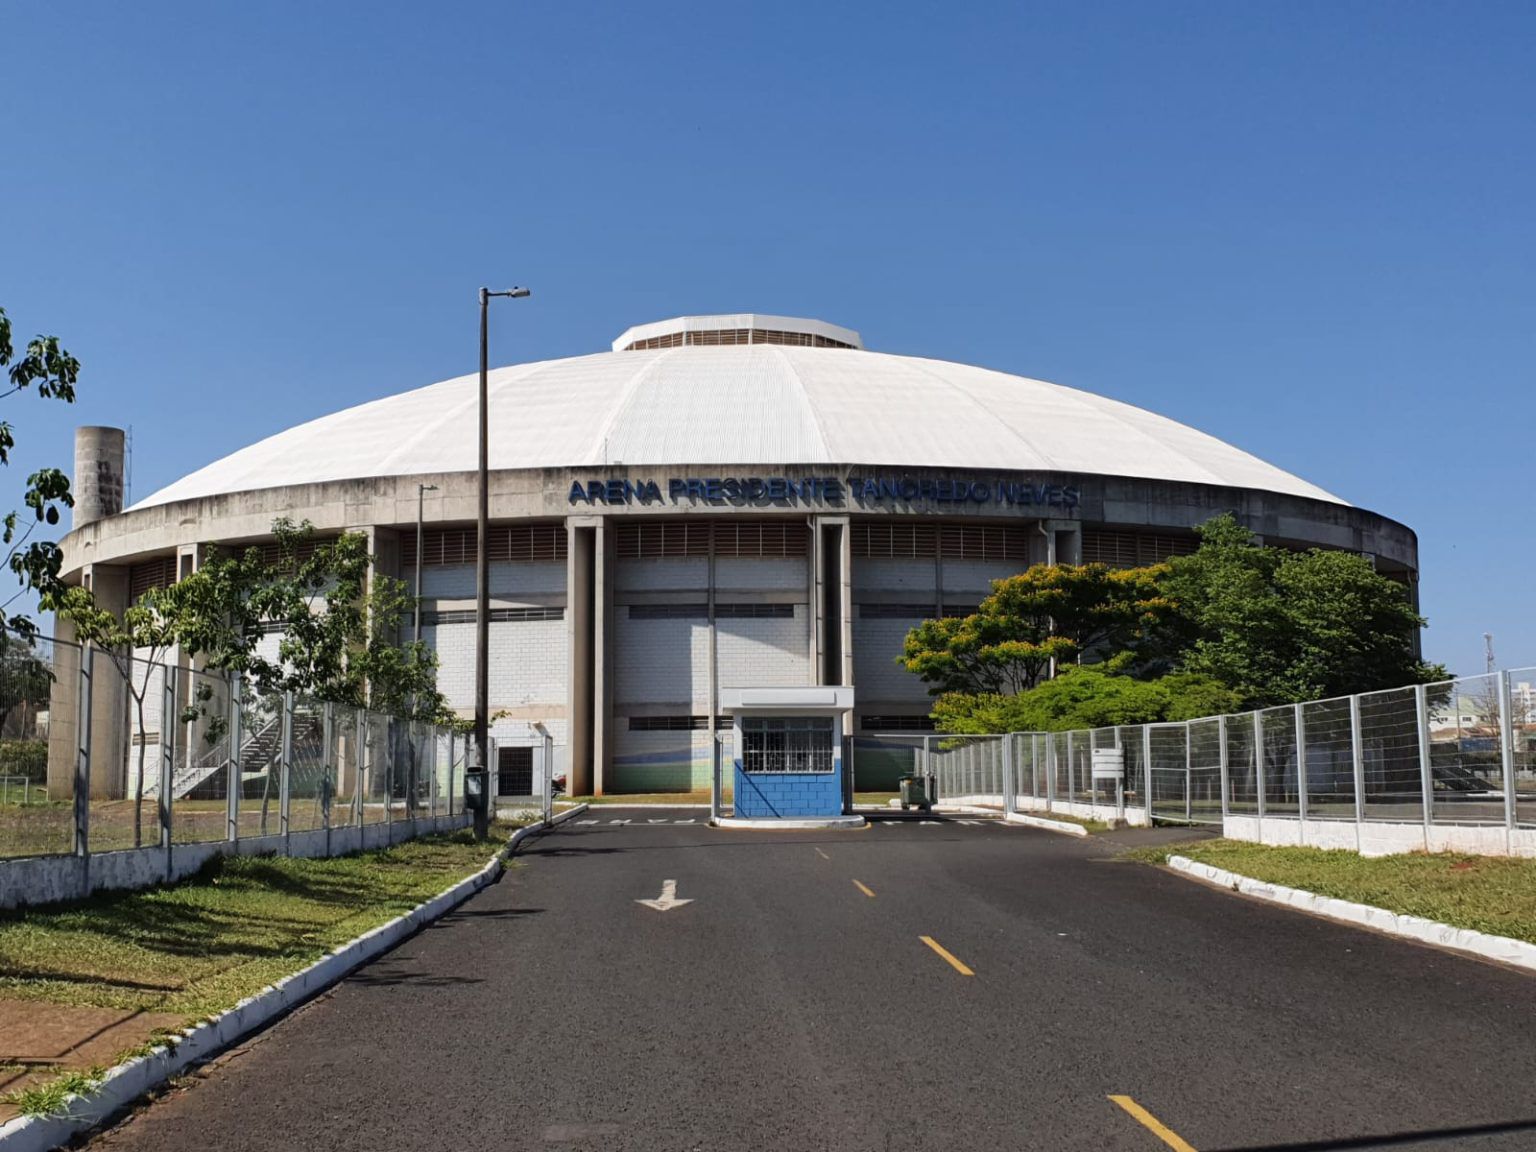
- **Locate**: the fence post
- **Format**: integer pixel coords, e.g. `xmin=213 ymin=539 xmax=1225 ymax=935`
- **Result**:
xmin=279 ymin=691 xmax=293 ymax=846
xmin=1349 ymin=693 xmax=1366 ymax=850
xmin=543 ymin=726 xmax=556 ymax=826
xmin=1183 ymin=722 xmax=1192 ymax=823
xmin=1066 ymin=730 xmax=1075 ymax=806
xmin=355 ymin=711 xmax=366 ymax=829
xmin=1002 ymin=734 xmax=1015 ymax=816
xmin=74 ymin=645 xmax=94 ymax=861
xmin=1217 ymin=715 xmax=1229 ymax=823
xmin=923 ymin=735 xmax=935 ymax=805
xmin=1254 ymin=711 xmax=1266 ymax=825
xmin=1045 ymin=735 xmax=1056 ymax=812
xmin=160 ymin=666 xmax=177 ymax=868
xmin=446 ymin=730 xmax=456 ymax=820
xmin=321 ymin=702 xmax=335 ymax=832
xmin=226 ymin=673 xmax=242 ymax=843
xmin=1415 ymin=684 xmax=1432 ymax=850
xmin=1142 ymin=724 xmax=1152 ymax=825
xmin=1294 ymin=702 xmax=1308 ymax=831
xmin=1499 ymin=670 xmax=1518 ymax=845
xmin=429 ymin=727 xmax=440 ymax=821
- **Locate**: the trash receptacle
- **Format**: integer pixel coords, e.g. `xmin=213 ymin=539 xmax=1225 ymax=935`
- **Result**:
xmin=899 ymin=774 xmax=931 ymax=812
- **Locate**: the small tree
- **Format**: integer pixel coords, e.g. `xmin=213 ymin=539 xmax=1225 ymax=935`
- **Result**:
xmin=0 ymin=307 xmax=78 ymax=639
xmin=1161 ymin=514 xmax=1446 ymax=706
xmin=931 ymin=667 xmax=1242 ymax=734
xmin=901 ymin=562 xmax=1174 ymax=696
xmin=48 ymin=518 xmax=451 ymax=833
xmin=50 ymin=584 xmax=179 ymax=846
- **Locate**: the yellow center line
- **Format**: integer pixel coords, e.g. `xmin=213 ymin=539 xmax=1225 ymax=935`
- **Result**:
xmin=852 ymin=879 xmax=876 ymax=898
xmin=813 ymin=847 xmax=831 ymax=860
xmin=918 ymin=935 xmax=973 ymax=976
xmin=1108 ymin=1096 xmax=1198 ymax=1152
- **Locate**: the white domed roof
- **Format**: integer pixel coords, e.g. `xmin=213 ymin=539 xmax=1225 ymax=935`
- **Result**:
xmin=134 ymin=344 xmax=1343 ymax=509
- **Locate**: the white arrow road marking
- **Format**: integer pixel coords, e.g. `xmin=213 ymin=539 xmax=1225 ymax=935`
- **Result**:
xmin=957 ymin=819 xmax=981 ymax=825
xmin=919 ymin=820 xmax=941 ymax=825
xmin=608 ymin=819 xmax=631 ymax=825
xmin=576 ymin=819 xmax=599 ymax=825
xmin=636 ymin=879 xmax=693 ymax=912
xmin=673 ymin=818 xmax=696 ymax=824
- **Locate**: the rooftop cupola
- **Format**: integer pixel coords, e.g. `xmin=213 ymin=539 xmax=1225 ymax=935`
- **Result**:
xmin=613 ymin=314 xmax=862 ymax=352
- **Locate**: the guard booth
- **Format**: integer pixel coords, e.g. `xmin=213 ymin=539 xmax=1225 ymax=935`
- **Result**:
xmin=717 ymin=687 xmax=859 ymax=826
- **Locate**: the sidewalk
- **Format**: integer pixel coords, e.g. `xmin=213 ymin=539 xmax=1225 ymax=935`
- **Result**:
xmin=0 ymin=1004 xmax=186 ymax=1122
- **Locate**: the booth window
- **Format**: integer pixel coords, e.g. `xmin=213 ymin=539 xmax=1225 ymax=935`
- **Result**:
xmin=741 ymin=717 xmax=834 ymax=774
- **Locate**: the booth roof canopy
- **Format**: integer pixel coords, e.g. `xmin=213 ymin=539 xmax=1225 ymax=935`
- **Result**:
xmin=134 ymin=344 xmax=1344 ymax=508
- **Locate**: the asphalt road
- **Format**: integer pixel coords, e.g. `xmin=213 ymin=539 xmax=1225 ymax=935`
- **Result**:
xmin=90 ymin=812 xmax=1536 ymax=1152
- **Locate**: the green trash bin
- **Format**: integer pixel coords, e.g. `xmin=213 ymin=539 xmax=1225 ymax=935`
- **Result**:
xmin=899 ymin=774 xmax=931 ymax=812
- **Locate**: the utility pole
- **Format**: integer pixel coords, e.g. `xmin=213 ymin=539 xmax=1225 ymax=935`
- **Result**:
xmin=472 ymin=286 xmax=531 ymax=841
xmin=1485 ymin=632 xmax=1496 ymax=675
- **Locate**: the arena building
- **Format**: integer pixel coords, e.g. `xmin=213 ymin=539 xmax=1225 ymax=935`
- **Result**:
xmin=52 ymin=314 xmax=1419 ymax=797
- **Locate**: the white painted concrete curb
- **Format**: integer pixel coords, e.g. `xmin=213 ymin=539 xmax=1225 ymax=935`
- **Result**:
xmin=712 ymin=815 xmax=867 ymax=830
xmin=1004 ymin=811 xmax=1090 ymax=837
xmin=1166 ymin=855 xmax=1536 ymax=973
xmin=0 ymin=804 xmax=588 ymax=1152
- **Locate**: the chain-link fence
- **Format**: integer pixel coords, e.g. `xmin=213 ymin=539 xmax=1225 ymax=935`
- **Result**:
xmin=0 ymin=630 xmax=469 ymax=866
xmin=855 ymin=666 xmax=1536 ymax=844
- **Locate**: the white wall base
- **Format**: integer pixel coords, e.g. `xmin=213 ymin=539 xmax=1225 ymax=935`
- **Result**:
xmin=1004 ymin=811 xmax=1089 ymax=837
xmin=1223 ymin=814 xmax=1536 ymax=859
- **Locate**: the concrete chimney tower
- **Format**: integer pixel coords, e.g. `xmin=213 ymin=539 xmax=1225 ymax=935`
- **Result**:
xmin=73 ymin=426 xmax=126 ymax=528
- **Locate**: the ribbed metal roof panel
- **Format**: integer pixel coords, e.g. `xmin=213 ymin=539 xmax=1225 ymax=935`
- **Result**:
xmin=133 ymin=346 xmax=1344 ymax=508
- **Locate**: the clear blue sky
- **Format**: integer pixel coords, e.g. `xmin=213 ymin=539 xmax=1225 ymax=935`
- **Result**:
xmin=3 ymin=1 xmax=1533 ymax=676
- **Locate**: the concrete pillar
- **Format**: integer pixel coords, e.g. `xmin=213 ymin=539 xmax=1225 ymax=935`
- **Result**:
xmin=72 ymin=564 xmax=130 ymax=799
xmin=73 ymin=427 xmax=125 ymax=528
xmin=1047 ymin=520 xmax=1082 ymax=566
xmin=566 ymin=518 xmax=597 ymax=796
xmin=45 ymin=615 xmax=81 ymax=799
xmin=812 ymin=516 xmax=851 ymax=686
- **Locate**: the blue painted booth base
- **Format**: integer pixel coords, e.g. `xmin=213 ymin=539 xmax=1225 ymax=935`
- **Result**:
xmin=734 ymin=762 xmax=845 ymax=818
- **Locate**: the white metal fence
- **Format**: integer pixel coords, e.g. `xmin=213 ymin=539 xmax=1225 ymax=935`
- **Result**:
xmin=861 ymin=667 xmax=1536 ymax=848
xmin=0 ymin=630 xmax=471 ymax=871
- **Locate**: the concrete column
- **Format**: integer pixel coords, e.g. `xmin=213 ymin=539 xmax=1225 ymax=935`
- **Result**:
xmin=593 ymin=517 xmax=612 ymax=794
xmin=1046 ymin=520 xmax=1082 ymax=566
xmin=84 ymin=564 xmax=130 ymax=799
xmin=565 ymin=517 xmax=597 ymax=796
xmin=46 ymin=614 xmax=82 ymax=798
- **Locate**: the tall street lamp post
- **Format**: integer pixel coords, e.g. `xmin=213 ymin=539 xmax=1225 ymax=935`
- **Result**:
xmin=473 ymin=286 xmax=530 ymax=840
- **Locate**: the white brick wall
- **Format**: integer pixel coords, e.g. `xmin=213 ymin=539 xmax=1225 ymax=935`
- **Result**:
xmin=853 ymin=618 xmax=933 ymax=707
xmin=616 ymin=557 xmax=707 ymax=592
xmin=941 ymin=560 xmax=1021 ymax=599
xmin=427 ymin=619 xmax=568 ymax=710
xmin=852 ymin=557 xmax=937 ymax=594
xmin=715 ymin=556 xmax=808 ymax=592
xmin=613 ymin=616 xmax=707 ymax=706
xmin=717 ymin=612 xmax=809 ymax=689
xmin=422 ymin=561 xmax=566 ymax=599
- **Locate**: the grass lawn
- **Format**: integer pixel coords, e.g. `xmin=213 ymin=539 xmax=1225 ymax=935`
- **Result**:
xmin=1016 ymin=809 xmax=1111 ymax=832
xmin=1131 ymin=839 xmax=1536 ymax=946
xmin=0 ymin=827 xmax=513 ymax=1018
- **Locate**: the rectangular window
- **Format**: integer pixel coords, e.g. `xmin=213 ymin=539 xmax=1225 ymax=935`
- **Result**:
xmin=425 ymin=607 xmax=563 ymax=625
xmin=861 ymin=715 xmax=936 ymax=732
xmin=628 ymin=603 xmax=795 ymax=620
xmin=741 ymin=716 xmax=835 ymax=774
xmin=627 ymin=716 xmax=728 ymax=731
xmin=401 ymin=524 xmax=568 ymax=568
